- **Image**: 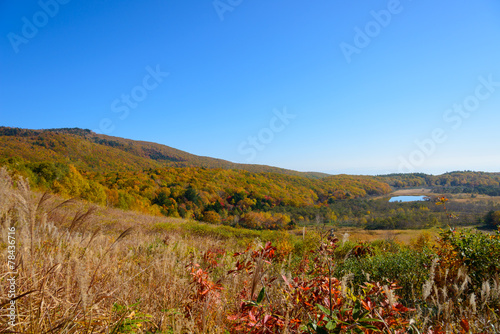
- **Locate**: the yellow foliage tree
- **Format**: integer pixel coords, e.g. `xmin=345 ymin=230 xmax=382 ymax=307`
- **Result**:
xmin=203 ymin=211 xmax=221 ymax=224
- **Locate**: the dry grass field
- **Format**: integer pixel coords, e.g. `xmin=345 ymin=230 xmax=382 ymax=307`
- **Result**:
xmin=333 ymin=227 xmax=439 ymax=244
xmin=389 ymin=188 xmax=434 ymax=196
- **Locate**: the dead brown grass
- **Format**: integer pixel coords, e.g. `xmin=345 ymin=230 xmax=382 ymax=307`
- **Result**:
xmin=390 ymin=188 xmax=434 ymax=196
xmin=0 ymin=168 xmax=244 ymax=333
xmin=332 ymin=227 xmax=439 ymax=244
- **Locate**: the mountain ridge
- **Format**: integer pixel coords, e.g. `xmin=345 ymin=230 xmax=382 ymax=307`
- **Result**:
xmin=0 ymin=126 xmax=329 ymax=178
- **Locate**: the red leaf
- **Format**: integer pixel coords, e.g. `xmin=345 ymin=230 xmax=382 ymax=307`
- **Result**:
xmin=460 ymin=318 xmax=470 ymax=332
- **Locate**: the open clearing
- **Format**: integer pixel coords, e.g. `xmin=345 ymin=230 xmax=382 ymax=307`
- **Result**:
xmin=390 ymin=188 xmax=434 ymax=196
xmin=331 ymin=227 xmax=438 ymax=244
xmin=372 ymin=188 xmax=437 ymax=200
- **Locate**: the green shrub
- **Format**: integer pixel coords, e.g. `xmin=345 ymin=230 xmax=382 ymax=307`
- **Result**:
xmin=333 ymin=240 xmax=358 ymax=259
xmin=335 ymin=247 xmax=432 ymax=304
xmin=437 ymin=228 xmax=500 ymax=288
xmin=484 ymin=210 xmax=500 ymax=229
xmin=370 ymin=239 xmax=402 ymax=254
xmin=292 ymin=231 xmax=321 ymax=255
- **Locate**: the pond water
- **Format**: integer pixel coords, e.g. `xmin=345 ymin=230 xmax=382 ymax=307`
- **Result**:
xmin=389 ymin=195 xmax=428 ymax=203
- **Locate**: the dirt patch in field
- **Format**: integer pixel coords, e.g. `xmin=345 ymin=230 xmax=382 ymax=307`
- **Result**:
xmin=372 ymin=188 xmax=437 ymax=200
xmin=391 ymin=188 xmax=435 ymax=196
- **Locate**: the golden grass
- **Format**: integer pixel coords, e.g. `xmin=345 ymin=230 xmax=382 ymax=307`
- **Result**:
xmin=450 ymin=193 xmax=500 ymax=203
xmin=0 ymin=169 xmax=233 ymax=332
xmin=390 ymin=188 xmax=434 ymax=196
xmin=333 ymin=227 xmax=440 ymax=244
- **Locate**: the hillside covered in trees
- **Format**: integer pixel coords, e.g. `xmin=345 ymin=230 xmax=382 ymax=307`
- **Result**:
xmin=1 ymin=127 xmax=500 ymax=230
xmin=0 ymin=160 xmax=391 ymax=229
xmin=0 ymin=127 xmax=327 ymax=178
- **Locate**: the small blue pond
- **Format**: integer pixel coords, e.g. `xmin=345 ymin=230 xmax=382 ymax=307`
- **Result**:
xmin=389 ymin=195 xmax=427 ymax=203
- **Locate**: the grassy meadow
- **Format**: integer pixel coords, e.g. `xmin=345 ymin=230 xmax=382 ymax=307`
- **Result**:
xmin=1 ymin=169 xmax=500 ymax=333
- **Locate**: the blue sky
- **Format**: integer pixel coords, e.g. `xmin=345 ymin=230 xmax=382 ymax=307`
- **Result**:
xmin=1 ymin=0 xmax=500 ymax=175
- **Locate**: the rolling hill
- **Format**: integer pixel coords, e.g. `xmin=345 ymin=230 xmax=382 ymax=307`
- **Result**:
xmin=0 ymin=126 xmax=394 ymax=228
xmin=0 ymin=127 xmax=328 ymax=178
xmin=2 ymin=126 xmax=498 ymax=229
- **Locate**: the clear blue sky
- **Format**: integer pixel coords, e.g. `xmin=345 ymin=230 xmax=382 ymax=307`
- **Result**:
xmin=1 ymin=0 xmax=500 ymax=175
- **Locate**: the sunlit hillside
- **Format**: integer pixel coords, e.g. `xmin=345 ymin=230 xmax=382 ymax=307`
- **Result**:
xmin=0 ymin=127 xmax=328 ymax=178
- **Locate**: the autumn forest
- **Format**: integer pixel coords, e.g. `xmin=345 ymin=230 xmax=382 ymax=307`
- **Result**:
xmin=1 ymin=127 xmax=500 ymax=230
xmin=1 ymin=127 xmax=500 ymax=333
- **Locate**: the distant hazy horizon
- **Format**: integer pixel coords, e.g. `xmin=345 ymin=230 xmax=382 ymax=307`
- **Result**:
xmin=2 ymin=1 xmax=500 ymax=175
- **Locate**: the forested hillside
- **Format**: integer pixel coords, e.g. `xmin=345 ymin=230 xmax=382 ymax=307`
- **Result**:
xmin=0 ymin=127 xmax=327 ymax=178
xmin=0 ymin=159 xmax=391 ymax=229
xmin=2 ymin=127 xmax=500 ymax=230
